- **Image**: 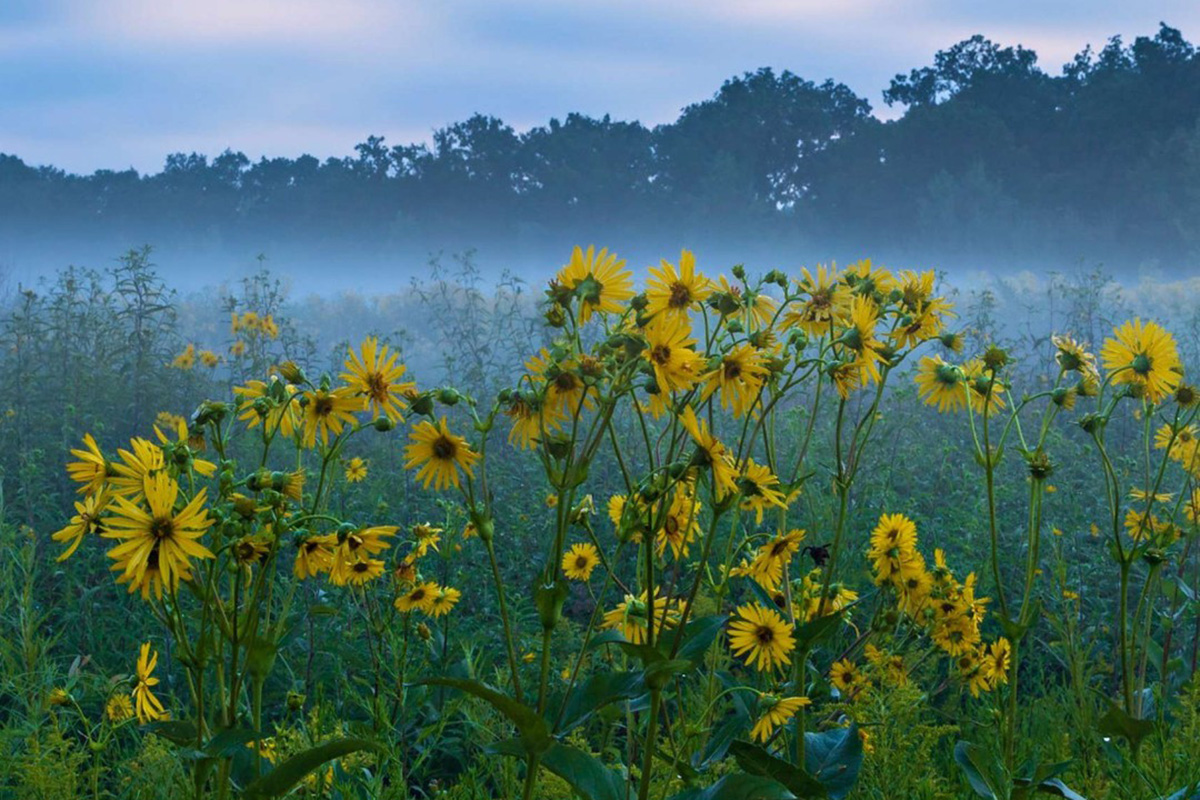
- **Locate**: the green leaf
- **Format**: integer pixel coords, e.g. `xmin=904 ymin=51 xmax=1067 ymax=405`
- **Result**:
xmin=676 ymin=614 xmax=729 ymax=663
xmin=557 ymin=671 xmax=646 ymax=733
xmin=954 ymin=741 xmax=1006 ymax=799
xmin=307 ymin=603 xmax=338 ymax=617
xmin=143 ymin=719 xmax=199 ymax=745
xmin=540 ymin=742 xmax=628 ymax=800
xmin=729 ymin=740 xmax=826 ymax=797
xmin=245 ymin=636 xmax=278 ymax=679
xmin=242 ymin=738 xmax=382 ymax=798
xmin=803 ymin=725 xmax=863 ymax=799
xmin=203 ymin=728 xmax=262 ymax=757
xmin=669 ymin=773 xmax=797 ymax=800
xmin=1097 ymin=700 xmax=1155 ymax=753
xmin=794 ymin=611 xmax=847 ymax=651
xmin=617 ymin=641 xmax=668 ymax=666
xmin=1035 ymin=778 xmax=1089 ymax=799
xmin=644 ymin=658 xmax=695 ymax=690
xmin=417 ymin=677 xmax=551 ymax=755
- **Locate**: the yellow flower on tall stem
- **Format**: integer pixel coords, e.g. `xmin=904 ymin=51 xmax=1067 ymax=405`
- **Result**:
xmin=110 ymin=438 xmax=165 ymax=499
xmin=736 ymin=459 xmax=787 ymax=523
xmin=294 ymin=533 xmax=338 ymax=579
xmin=601 ymin=592 xmax=680 ymax=645
xmin=301 ymin=387 xmax=365 ymax=448
xmin=1101 ymin=319 xmax=1181 ymax=403
xmin=915 ymin=356 xmax=966 ymax=413
xmin=344 ymin=456 xmax=368 ymax=483
xmin=646 ymin=249 xmax=711 ymax=320
xmin=104 ymin=472 xmax=214 ymax=598
xmin=679 ymin=406 xmax=739 ymax=498
xmin=67 ymin=433 xmax=108 ymax=494
xmin=728 ymin=604 xmax=796 ymax=672
xmin=234 ymin=379 xmax=300 ymax=438
xmin=405 ymin=417 xmax=480 ymax=491
xmin=784 ymin=265 xmax=849 ymax=337
xmin=52 ymin=489 xmax=110 ymax=561
xmin=556 ymin=245 xmax=634 ymax=323
xmin=132 ymin=643 xmax=166 ymax=723
xmin=750 ymin=695 xmax=811 ymax=742
xmin=428 ymin=586 xmax=462 ymax=617
xmin=561 ymin=542 xmax=601 ymax=581
xmin=395 ymin=581 xmax=440 ymax=613
xmin=341 ymin=336 xmax=415 ymax=422
xmin=701 ymin=344 xmax=769 ymax=418
xmin=643 ymin=316 xmax=703 ymax=394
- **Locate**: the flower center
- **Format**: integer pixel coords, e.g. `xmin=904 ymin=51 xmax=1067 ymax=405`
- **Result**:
xmin=755 ymin=625 xmax=775 ymax=645
xmin=1131 ymin=353 xmax=1152 ymax=375
xmin=651 ymin=345 xmax=672 ymax=365
xmin=433 ymin=436 xmax=456 ymax=460
xmin=668 ymin=282 xmax=691 ymax=308
xmin=150 ymin=518 xmax=174 ymax=540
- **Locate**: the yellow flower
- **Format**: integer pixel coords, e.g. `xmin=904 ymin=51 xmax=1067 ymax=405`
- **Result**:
xmin=199 ymin=350 xmax=220 ymax=368
xmin=981 ymin=638 xmax=1011 ymax=687
xmin=1052 ymin=334 xmax=1098 ymax=377
xmin=301 ymin=387 xmax=365 ymax=448
xmin=561 ymin=543 xmax=600 ymax=581
xmin=643 ymin=315 xmax=703 ymax=394
xmin=172 ymin=344 xmax=196 ymax=370
xmin=396 ymin=581 xmax=439 ymax=613
xmin=505 ymin=392 xmax=562 ymax=450
xmin=1101 ymin=319 xmax=1181 ymax=404
xmin=342 ymin=558 xmax=385 ymax=586
xmin=154 ymin=417 xmax=217 ymax=477
xmin=331 ymin=526 xmax=397 ymax=585
xmin=344 ymin=457 xmax=368 ymax=483
xmin=601 ymin=592 xmax=680 ymax=645
xmin=750 ymin=695 xmax=810 ymax=742
xmin=556 ymin=245 xmax=634 ymax=323
xmin=837 ymin=295 xmax=886 ymax=386
xmin=234 ymin=378 xmax=301 ymax=439
xmin=736 ymin=459 xmax=787 ymax=523
xmin=867 ymin=513 xmax=918 ymax=586
xmin=784 ymin=264 xmax=849 ymax=337
xmin=104 ymin=472 xmax=214 ymax=599
xmin=52 ymin=489 xmax=111 ymax=562
xmin=294 ymin=534 xmax=337 ymax=579
xmin=701 ymin=344 xmax=769 ymax=418
xmin=962 ymin=359 xmax=1007 ymax=415
xmin=105 ymin=693 xmax=134 ymax=723
xmin=829 ymin=658 xmax=862 ymax=697
xmin=728 ymin=604 xmax=796 ymax=673
xmin=66 ymin=433 xmax=109 ymax=494
xmin=646 ymin=249 xmax=711 ymax=320
xmin=915 ymin=355 xmax=965 ymax=413
xmin=404 ymin=417 xmax=480 ymax=491
xmin=428 ymin=586 xmax=462 ymax=617
xmin=341 ymin=336 xmax=415 ymax=423
xmin=110 ymin=438 xmax=165 ymax=499
xmin=932 ymin=614 xmax=981 ymax=657
xmin=679 ymin=406 xmax=739 ymax=498
xmin=132 ymin=643 xmax=166 ymax=723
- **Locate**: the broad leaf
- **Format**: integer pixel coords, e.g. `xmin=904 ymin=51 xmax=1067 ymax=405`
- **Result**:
xmin=670 ymin=773 xmax=798 ymax=800
xmin=144 ymin=719 xmax=199 ymax=745
xmin=540 ymin=742 xmax=628 ymax=800
xmin=675 ymin=614 xmax=729 ymax=664
xmin=557 ymin=671 xmax=646 ymax=733
xmin=203 ymin=728 xmax=263 ymax=757
xmin=804 ymin=725 xmax=863 ymax=799
xmin=242 ymin=738 xmax=381 ymax=798
xmin=418 ymin=677 xmax=551 ymax=755
xmin=730 ymin=740 xmax=826 ymax=797
xmin=1097 ymin=700 xmax=1155 ymax=753
xmin=954 ymin=741 xmax=1006 ymax=799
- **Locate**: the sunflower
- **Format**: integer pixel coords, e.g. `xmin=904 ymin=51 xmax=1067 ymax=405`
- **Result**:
xmin=395 ymin=581 xmax=440 ymax=614
xmin=52 ymin=489 xmax=110 ymax=562
xmin=234 ymin=378 xmax=301 ymax=438
xmin=344 ymin=457 xmax=368 ymax=483
xmin=110 ymin=438 xmax=165 ymax=499
xmin=342 ymin=558 xmax=385 ymax=586
xmin=104 ymin=473 xmax=214 ymax=598
xmin=556 ymin=246 xmax=634 ymax=323
xmin=405 ymin=417 xmax=480 ymax=491
xmin=526 ymin=349 xmax=593 ymax=416
xmin=409 ymin=523 xmax=443 ymax=559
xmin=643 ymin=316 xmax=703 ymax=394
xmin=728 ymin=604 xmax=796 ymax=672
xmin=331 ymin=526 xmax=397 ymax=584
xmin=105 ymin=693 xmax=134 ymax=723
xmin=132 ymin=643 xmax=166 ymax=724
xmin=842 ymin=259 xmax=895 ymax=298
xmin=837 ymin=295 xmax=886 ymax=385
xmin=750 ymin=695 xmax=811 ymax=743
xmin=679 ymin=406 xmax=739 ymax=498
xmin=646 ymin=249 xmax=711 ymax=320
xmin=962 ymin=359 xmax=1008 ymax=415
xmin=1101 ymin=319 xmax=1181 ymax=403
xmin=561 ymin=542 xmax=601 ymax=581
xmin=981 ymin=638 xmax=1011 ymax=686
xmin=601 ymin=592 xmax=680 ymax=645
xmin=655 ymin=487 xmax=701 ymax=559
xmin=428 ymin=586 xmax=462 ymax=617
xmin=301 ymin=387 xmax=365 ymax=449
xmin=154 ymin=417 xmax=216 ymax=477
xmin=867 ymin=513 xmax=918 ymax=586
xmin=341 ymin=336 xmax=415 ymax=422
xmin=701 ymin=344 xmax=769 ymax=418
xmin=829 ymin=659 xmax=862 ymax=697
xmin=67 ymin=433 xmax=109 ymax=494
xmin=294 ymin=534 xmax=337 ymax=579
xmin=232 ymin=535 xmax=271 ymax=566
xmin=784 ymin=265 xmax=850 ymax=337
xmin=1051 ymin=334 xmax=1098 ymax=378
xmin=736 ymin=459 xmax=787 ymax=523
xmin=932 ymin=614 xmax=981 ymax=657
xmin=505 ymin=392 xmax=561 ymax=450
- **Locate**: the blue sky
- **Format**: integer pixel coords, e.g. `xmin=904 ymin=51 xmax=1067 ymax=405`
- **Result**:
xmin=2 ymin=0 xmax=1197 ymax=174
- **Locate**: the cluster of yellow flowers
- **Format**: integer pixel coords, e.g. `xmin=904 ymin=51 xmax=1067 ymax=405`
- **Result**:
xmin=171 ymin=342 xmax=222 ymax=370
xmin=867 ymin=512 xmax=1010 ymax=697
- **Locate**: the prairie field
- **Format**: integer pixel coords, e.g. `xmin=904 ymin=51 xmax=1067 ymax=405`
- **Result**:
xmin=1 ymin=247 xmax=1199 ymax=799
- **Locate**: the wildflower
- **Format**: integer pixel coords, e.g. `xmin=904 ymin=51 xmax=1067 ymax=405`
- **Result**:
xmin=106 ymin=693 xmax=134 ymax=723
xmin=838 ymin=295 xmax=886 ymax=385
xmin=294 ymin=534 xmax=337 ymax=579
xmin=962 ymin=359 xmax=1007 ymax=415
xmin=396 ymin=581 xmax=439 ymax=614
xmin=199 ymin=350 xmax=220 ymax=368
xmin=656 ymin=486 xmax=701 ymax=559
xmin=341 ymin=337 xmax=415 ymax=422
xmin=646 ymin=249 xmax=711 ymax=320
xmin=172 ymin=344 xmax=196 ymax=370
xmin=555 ymin=246 xmax=634 ymax=323
xmin=344 ymin=457 xmax=368 ymax=483
xmin=505 ymin=392 xmax=561 ymax=450
xmin=154 ymin=417 xmax=217 ymax=477
xmin=868 ymin=513 xmax=918 ymax=586
xmin=343 ymin=558 xmax=385 ymax=586
xmin=679 ymin=406 xmax=739 ymax=498
xmin=132 ymin=643 xmax=166 ymax=723
xmin=561 ymin=543 xmax=600 ymax=581
xmin=234 ymin=378 xmax=301 ymax=439
xmin=784 ymin=265 xmax=849 ymax=337
xmin=67 ymin=433 xmax=110 ymax=494
xmin=736 ymin=459 xmax=787 ymax=523
xmin=915 ymin=356 xmax=966 ymax=413
xmin=109 ymin=438 xmax=166 ymax=499
xmin=601 ymin=592 xmax=680 ymax=645
xmin=829 ymin=659 xmax=862 ymax=697
xmin=932 ymin=614 xmax=981 ymax=657
xmin=728 ymin=604 xmax=796 ymax=673
xmin=52 ymin=489 xmax=110 ymax=561
xmin=104 ymin=472 xmax=214 ymax=598
xmin=405 ymin=417 xmax=480 ymax=491
xmin=1101 ymin=319 xmax=1181 ymax=404
xmin=982 ymin=638 xmax=1011 ymax=686
xmin=1052 ymin=335 xmax=1098 ymax=378
xmin=331 ymin=526 xmax=397 ymax=584
xmin=301 ymin=387 xmax=364 ymax=448
xmin=428 ymin=586 xmax=462 ymax=617
xmin=643 ymin=315 xmax=703 ymax=393
xmin=701 ymin=344 xmax=769 ymax=418
xmin=750 ymin=695 xmax=810 ymax=742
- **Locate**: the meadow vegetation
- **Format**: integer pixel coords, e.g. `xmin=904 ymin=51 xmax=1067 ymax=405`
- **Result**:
xmin=1 ymin=247 xmax=1199 ymax=799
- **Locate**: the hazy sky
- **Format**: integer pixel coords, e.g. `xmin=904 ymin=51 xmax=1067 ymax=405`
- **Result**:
xmin=2 ymin=0 xmax=1197 ymax=175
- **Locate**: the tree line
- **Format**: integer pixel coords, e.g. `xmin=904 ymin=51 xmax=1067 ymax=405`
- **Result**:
xmin=2 ymin=24 xmax=1199 ymax=271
